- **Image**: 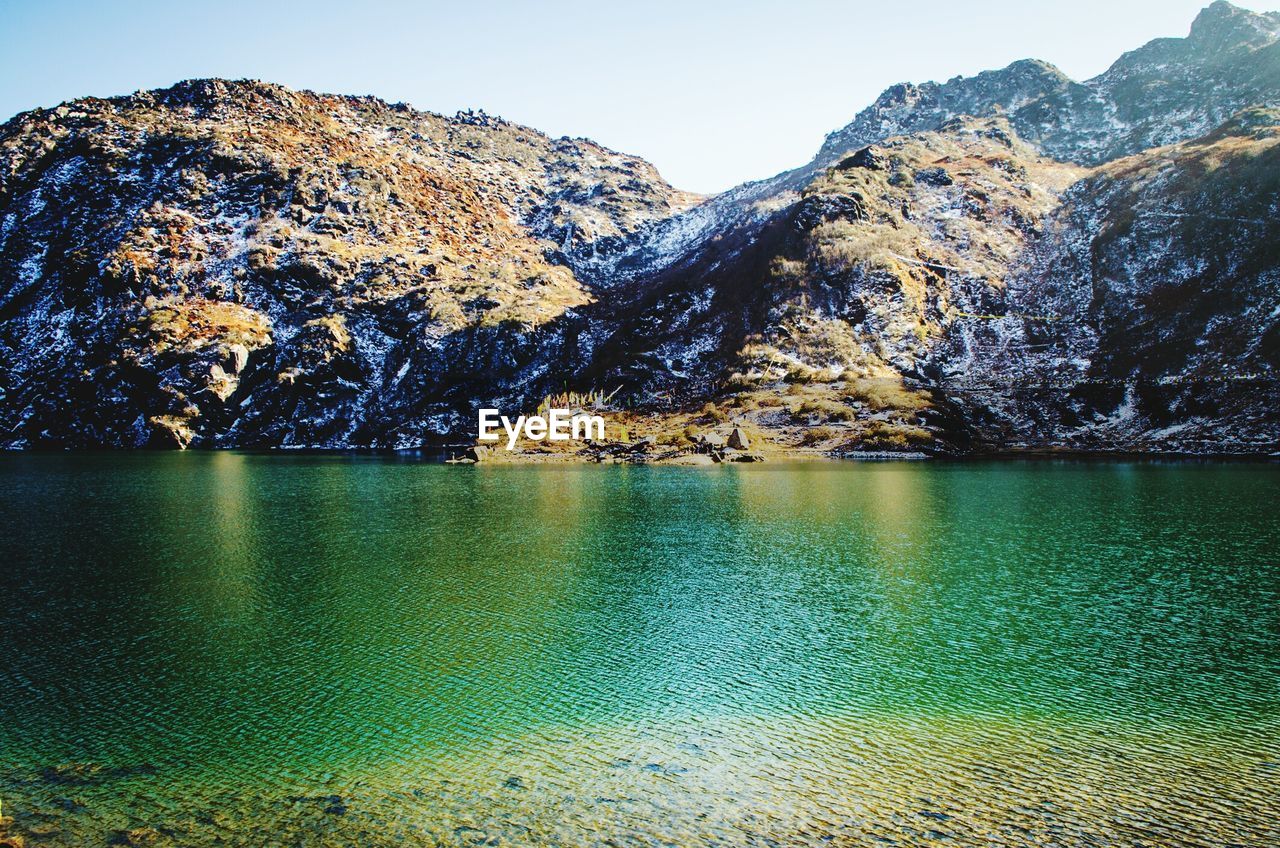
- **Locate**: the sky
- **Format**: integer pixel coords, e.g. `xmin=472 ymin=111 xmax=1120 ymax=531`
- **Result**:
xmin=1 ymin=0 xmax=1277 ymax=193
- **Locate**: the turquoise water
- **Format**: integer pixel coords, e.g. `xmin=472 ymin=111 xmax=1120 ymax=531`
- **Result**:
xmin=1 ymin=455 xmax=1278 ymax=846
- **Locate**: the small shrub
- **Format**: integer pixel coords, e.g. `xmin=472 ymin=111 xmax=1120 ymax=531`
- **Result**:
xmin=800 ymin=427 xmax=835 ymax=446
xmin=794 ymin=399 xmax=855 ymax=422
xmin=769 ymin=257 xmax=806 ymax=281
xmin=785 ymin=364 xmax=816 ymax=384
xmin=854 ymin=421 xmax=933 ymax=451
xmin=809 ymin=220 xmax=916 ymax=270
xmin=843 ymin=377 xmax=931 ymax=413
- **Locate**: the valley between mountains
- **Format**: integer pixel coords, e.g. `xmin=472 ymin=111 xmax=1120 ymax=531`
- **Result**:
xmin=1 ymin=1 xmax=1278 ymax=458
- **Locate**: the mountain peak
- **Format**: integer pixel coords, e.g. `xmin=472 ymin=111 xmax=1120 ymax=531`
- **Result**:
xmin=142 ymin=78 xmax=299 ymax=109
xmin=1188 ymin=1 xmax=1280 ymax=51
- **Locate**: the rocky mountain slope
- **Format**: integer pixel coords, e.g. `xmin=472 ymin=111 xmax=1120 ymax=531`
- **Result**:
xmin=936 ymin=107 xmax=1280 ymax=453
xmin=0 ymin=80 xmax=696 ymax=447
xmin=817 ymin=0 xmax=1280 ymax=167
xmin=0 ymin=1 xmax=1277 ymax=454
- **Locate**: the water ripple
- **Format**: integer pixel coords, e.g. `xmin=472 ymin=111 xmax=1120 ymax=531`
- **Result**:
xmin=0 ymin=455 xmax=1277 ymax=846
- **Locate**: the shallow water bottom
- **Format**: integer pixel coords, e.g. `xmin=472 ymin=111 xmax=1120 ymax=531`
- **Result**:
xmin=8 ymin=713 xmax=1277 ymax=847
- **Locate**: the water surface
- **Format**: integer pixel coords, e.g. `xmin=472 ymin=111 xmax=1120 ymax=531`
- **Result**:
xmin=1 ymin=455 xmax=1277 ymax=846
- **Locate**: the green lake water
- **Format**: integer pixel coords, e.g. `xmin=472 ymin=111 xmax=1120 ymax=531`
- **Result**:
xmin=1 ymin=454 xmax=1278 ymax=846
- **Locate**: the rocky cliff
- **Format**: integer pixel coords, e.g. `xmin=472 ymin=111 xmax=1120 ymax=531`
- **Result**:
xmin=1 ymin=2 xmax=1277 ymax=454
xmin=935 ymin=108 xmax=1280 ymax=453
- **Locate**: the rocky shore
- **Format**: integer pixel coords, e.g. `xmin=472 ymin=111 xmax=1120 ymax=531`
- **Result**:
xmin=451 ymin=425 xmax=769 ymax=465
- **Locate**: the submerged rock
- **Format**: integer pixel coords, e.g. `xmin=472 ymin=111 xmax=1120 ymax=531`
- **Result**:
xmin=108 ymin=828 xmax=163 ymax=846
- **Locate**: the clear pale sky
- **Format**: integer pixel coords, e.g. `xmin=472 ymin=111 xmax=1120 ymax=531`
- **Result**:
xmin=1 ymin=0 xmax=1276 ymax=193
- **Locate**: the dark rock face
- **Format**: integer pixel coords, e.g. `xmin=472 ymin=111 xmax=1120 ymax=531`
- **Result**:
xmin=0 ymin=3 xmax=1278 ymax=454
xmin=794 ymin=193 xmax=868 ymax=230
xmin=836 ymin=147 xmax=888 ymax=171
xmin=934 ymin=111 xmax=1280 ymax=453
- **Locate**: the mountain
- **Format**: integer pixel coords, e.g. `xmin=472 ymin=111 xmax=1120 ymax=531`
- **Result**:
xmin=936 ymin=107 xmax=1280 ymax=453
xmin=817 ymin=0 xmax=1280 ymax=167
xmin=1 ymin=2 xmax=1277 ymax=455
xmin=0 ymin=80 xmax=695 ymax=447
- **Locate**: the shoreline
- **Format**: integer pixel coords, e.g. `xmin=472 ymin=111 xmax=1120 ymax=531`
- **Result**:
xmin=2 ymin=445 xmax=1276 ymax=463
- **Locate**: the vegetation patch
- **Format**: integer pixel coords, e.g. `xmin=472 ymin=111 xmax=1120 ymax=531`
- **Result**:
xmin=135 ymin=298 xmax=272 ymax=353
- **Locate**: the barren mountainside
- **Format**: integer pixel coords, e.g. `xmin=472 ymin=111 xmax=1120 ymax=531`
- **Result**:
xmin=0 ymin=0 xmax=1277 ymax=455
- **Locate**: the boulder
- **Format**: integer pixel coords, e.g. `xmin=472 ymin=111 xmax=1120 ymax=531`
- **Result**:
xmin=727 ymin=427 xmax=750 ymax=450
xmin=146 ymin=416 xmax=196 ymax=450
xmin=699 ymin=433 xmax=726 ymax=449
xmin=224 ymin=343 xmax=250 ymax=375
xmin=836 ymin=146 xmax=886 ymax=171
xmin=915 ymin=166 xmax=954 ymax=186
xmin=206 ymin=363 xmax=237 ymax=401
xmin=795 ymin=193 xmax=867 ymax=230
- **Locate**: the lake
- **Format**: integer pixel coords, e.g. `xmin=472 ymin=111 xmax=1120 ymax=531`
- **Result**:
xmin=1 ymin=454 xmax=1277 ymax=846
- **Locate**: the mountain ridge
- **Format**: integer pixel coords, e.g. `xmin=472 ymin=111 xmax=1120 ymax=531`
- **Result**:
xmin=1 ymin=2 xmax=1277 ymax=455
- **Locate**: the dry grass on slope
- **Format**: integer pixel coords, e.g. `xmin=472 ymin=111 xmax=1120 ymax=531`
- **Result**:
xmin=699 ymin=118 xmax=1087 ymax=450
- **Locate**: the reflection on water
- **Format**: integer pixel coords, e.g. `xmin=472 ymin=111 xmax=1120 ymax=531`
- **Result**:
xmin=0 ymin=455 xmax=1278 ymax=846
